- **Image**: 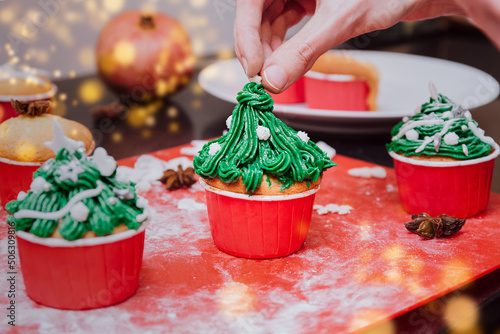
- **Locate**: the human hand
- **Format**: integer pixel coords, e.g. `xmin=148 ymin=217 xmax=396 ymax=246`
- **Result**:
xmin=234 ymin=0 xmax=468 ymax=94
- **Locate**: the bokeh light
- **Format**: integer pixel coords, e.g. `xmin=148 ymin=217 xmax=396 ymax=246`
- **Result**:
xmin=78 ymin=79 xmax=104 ymax=104
xmin=217 ymin=282 xmax=255 ymax=319
xmin=112 ymin=41 xmax=136 ymax=66
xmin=443 ymin=296 xmax=479 ymax=332
xmin=349 ymin=309 xmax=395 ymax=334
xmin=103 ymin=0 xmax=124 ymax=13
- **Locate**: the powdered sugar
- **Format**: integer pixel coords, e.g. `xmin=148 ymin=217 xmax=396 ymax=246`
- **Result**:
xmin=177 ymin=198 xmax=207 ymax=211
xmin=314 ymin=204 xmax=353 ymax=215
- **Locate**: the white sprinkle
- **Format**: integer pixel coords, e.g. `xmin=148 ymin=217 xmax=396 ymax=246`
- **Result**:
xmin=113 ymin=188 xmax=134 ymax=200
xmin=464 ymin=111 xmax=472 ymax=120
xmin=314 ymin=204 xmax=352 ymax=215
xmin=297 ymin=131 xmax=309 ymax=143
xmin=442 ymin=111 xmax=452 ymax=119
xmin=443 ymin=132 xmax=459 ymax=146
xmin=316 ymin=141 xmax=336 ymax=159
xmin=461 ymin=125 xmax=468 ymax=132
xmin=249 ymin=75 xmax=262 ymax=84
xmin=30 ymin=177 xmax=52 ymax=193
xmin=347 ymin=167 xmax=386 ymax=179
xmin=462 ymin=144 xmax=469 ymax=156
xmin=209 ymin=143 xmax=222 ymax=156
xmin=91 ymin=147 xmax=117 ymax=177
xmin=107 ymin=197 xmax=118 ymax=205
xmin=226 ymin=115 xmax=232 ymax=129
xmin=70 ymin=201 xmax=89 ymax=222
xmin=17 ymin=191 xmax=27 ymax=201
xmin=256 ymin=125 xmax=270 ymax=141
xmin=405 ymin=129 xmax=419 ymax=141
xmin=136 ymin=197 xmax=148 ymax=208
xmin=57 ymin=159 xmax=84 ymax=183
xmin=386 ymin=184 xmax=395 ymax=192
xmin=402 ymin=116 xmax=409 ymax=122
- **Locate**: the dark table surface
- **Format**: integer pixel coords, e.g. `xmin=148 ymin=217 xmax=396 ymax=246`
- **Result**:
xmin=52 ymin=27 xmax=500 ymax=333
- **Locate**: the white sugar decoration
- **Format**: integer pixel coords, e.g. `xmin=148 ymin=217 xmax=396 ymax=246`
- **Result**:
xmin=443 ymin=132 xmax=459 ymax=146
xmin=468 ymin=122 xmax=496 ymax=145
xmin=433 ymin=133 xmax=441 ymax=152
xmin=180 ymin=140 xmax=208 ymax=156
xmin=429 ymin=81 xmax=438 ymax=99
xmin=113 ymin=188 xmax=134 ymax=200
xmin=314 ymin=204 xmax=352 ymax=215
xmin=57 ymin=159 xmax=84 ymax=182
xmin=44 ymin=118 xmax=85 ymax=154
xmin=249 ymin=75 xmax=262 ymax=84
xmin=70 ymin=201 xmax=90 ymax=222
xmin=402 ymin=116 xmax=409 ymax=122
xmin=226 ymin=115 xmax=232 ymax=129
xmin=30 ymin=177 xmax=52 ymax=193
xmin=462 ymin=144 xmax=469 ymax=157
xmin=177 ymin=198 xmax=206 ymax=211
xmin=461 ymin=125 xmax=468 ymax=132
xmin=209 ymin=143 xmax=221 ymax=156
xmin=297 ymin=131 xmax=309 ymax=143
xmin=17 ymin=191 xmax=27 ymax=201
xmin=316 ymin=141 xmax=336 ymax=159
xmin=256 ymin=125 xmax=270 ymax=141
xmin=347 ymin=167 xmax=386 ymax=179
xmin=136 ymin=181 xmax=151 ymax=193
xmin=91 ymin=147 xmax=117 ymax=177
xmin=464 ymin=111 xmax=472 ymax=120
xmin=442 ymin=111 xmax=452 ymax=119
xmin=405 ymin=129 xmax=419 ymax=141
xmin=135 ymin=196 xmax=150 ymax=222
xmin=415 ymin=136 xmax=433 ymax=153
xmin=15 ymin=182 xmax=104 ymax=220
xmin=107 ymin=197 xmax=118 ymax=205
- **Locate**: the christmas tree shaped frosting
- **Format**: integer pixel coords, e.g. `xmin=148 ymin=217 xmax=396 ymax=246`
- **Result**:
xmin=194 ymin=82 xmax=336 ymax=192
xmin=6 ymin=118 xmax=149 ymax=240
xmin=387 ymin=83 xmax=495 ymax=160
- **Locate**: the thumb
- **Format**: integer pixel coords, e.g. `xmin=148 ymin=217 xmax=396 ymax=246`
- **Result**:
xmin=261 ymin=14 xmax=339 ymax=93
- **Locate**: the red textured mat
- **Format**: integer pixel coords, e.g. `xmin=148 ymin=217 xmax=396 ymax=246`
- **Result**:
xmin=1 ymin=143 xmax=500 ymax=333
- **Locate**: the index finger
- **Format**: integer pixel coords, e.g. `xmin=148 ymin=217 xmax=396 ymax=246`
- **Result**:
xmin=234 ymin=0 xmax=266 ymax=77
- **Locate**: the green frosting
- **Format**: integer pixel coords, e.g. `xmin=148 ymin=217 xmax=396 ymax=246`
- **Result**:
xmin=387 ymin=93 xmax=494 ymax=159
xmin=6 ymin=147 xmax=147 ymax=240
xmin=193 ymin=82 xmax=336 ymax=192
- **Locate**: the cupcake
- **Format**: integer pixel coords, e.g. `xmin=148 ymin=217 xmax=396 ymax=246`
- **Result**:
xmin=194 ymin=81 xmax=336 ymax=259
xmin=304 ymin=52 xmax=379 ymax=111
xmin=0 ymin=64 xmax=57 ymax=123
xmin=387 ymin=83 xmax=499 ymax=218
xmin=0 ymin=100 xmax=94 ymax=205
xmin=6 ymin=118 xmax=149 ymax=309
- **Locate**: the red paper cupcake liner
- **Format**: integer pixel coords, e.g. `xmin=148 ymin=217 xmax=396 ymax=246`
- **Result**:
xmin=0 ymin=157 xmax=41 ymax=207
xmin=16 ymin=223 xmax=147 ymax=310
xmin=390 ymin=143 xmax=499 ymax=218
xmin=270 ymin=77 xmax=305 ymax=104
xmin=0 ymin=84 xmax=57 ymax=123
xmin=304 ymin=72 xmax=369 ymax=111
xmin=200 ymin=179 xmax=319 ymax=259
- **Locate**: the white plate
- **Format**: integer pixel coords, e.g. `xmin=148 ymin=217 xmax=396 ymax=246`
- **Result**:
xmin=198 ymin=51 xmax=499 ymax=134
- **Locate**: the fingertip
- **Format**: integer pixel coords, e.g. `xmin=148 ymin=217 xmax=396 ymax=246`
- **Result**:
xmin=262 ymin=64 xmax=288 ymax=93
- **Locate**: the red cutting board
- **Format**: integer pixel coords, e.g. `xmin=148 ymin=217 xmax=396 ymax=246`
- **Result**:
xmin=1 ymin=143 xmax=500 ymax=333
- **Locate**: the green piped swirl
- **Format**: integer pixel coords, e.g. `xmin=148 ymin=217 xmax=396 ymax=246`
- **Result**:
xmin=387 ymin=94 xmax=493 ymax=160
xmin=6 ymin=148 xmax=145 ymax=240
xmin=193 ymin=82 xmax=336 ymax=192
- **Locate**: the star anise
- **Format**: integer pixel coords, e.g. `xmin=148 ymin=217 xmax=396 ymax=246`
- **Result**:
xmin=90 ymin=102 xmax=126 ymax=119
xmin=159 ymin=165 xmax=196 ymax=190
xmin=405 ymin=213 xmax=466 ymax=239
xmin=11 ymin=99 xmax=51 ymax=116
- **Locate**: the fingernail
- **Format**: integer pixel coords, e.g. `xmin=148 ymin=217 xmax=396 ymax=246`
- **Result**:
xmin=263 ymin=65 xmax=287 ymax=91
xmin=241 ymin=57 xmax=248 ymax=75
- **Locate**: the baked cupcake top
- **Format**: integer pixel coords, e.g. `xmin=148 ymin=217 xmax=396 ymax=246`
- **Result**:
xmin=0 ymin=101 xmax=94 ymax=162
xmin=193 ymin=82 xmax=336 ymax=193
xmin=387 ymin=84 xmax=496 ymax=160
xmin=6 ymin=118 xmax=149 ymax=241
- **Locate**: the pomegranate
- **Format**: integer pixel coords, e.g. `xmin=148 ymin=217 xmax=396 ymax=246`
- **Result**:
xmin=96 ymin=10 xmax=194 ymax=102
